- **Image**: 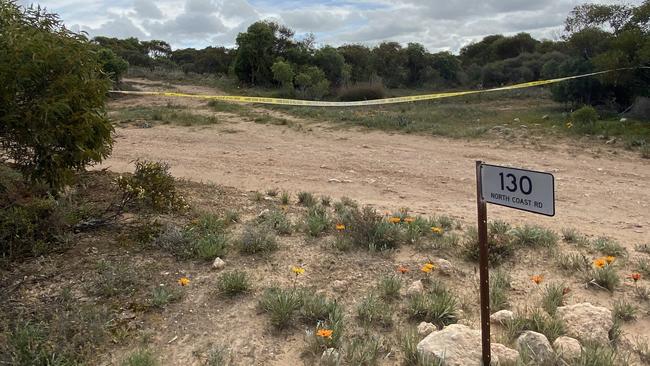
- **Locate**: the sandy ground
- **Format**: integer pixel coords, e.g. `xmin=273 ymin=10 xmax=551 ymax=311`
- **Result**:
xmin=103 ymin=79 xmax=649 ymax=247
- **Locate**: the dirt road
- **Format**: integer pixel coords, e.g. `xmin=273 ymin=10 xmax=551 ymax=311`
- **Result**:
xmin=103 ymin=79 xmax=650 ymax=245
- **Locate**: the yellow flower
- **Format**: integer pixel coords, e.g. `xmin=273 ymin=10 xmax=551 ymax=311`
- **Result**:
xmin=291 ymin=266 xmax=305 ymax=275
xmin=316 ymin=329 xmax=333 ymax=338
xmin=593 ymin=258 xmax=607 ymax=269
xmin=566 ymin=122 xmax=573 ymax=129
xmin=335 ymin=223 xmax=346 ymax=231
xmin=605 ymin=256 xmax=615 ymax=264
xmin=178 ymin=277 xmax=190 ymax=286
xmin=431 ymin=226 xmax=444 ymax=234
xmin=404 ymin=217 xmax=415 ymax=224
xmin=531 ymin=275 xmax=543 ymax=285
xmin=389 ymin=217 xmax=401 ymax=224
xmin=421 ymin=263 xmax=435 ymax=273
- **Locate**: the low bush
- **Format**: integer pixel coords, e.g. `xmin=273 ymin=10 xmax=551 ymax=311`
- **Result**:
xmin=571 ymin=105 xmax=599 ymax=134
xmin=541 ymin=283 xmax=567 ymax=315
xmin=305 ymin=205 xmax=329 ymax=237
xmin=150 ymin=286 xmax=183 ymax=308
xmin=259 ymin=209 xmax=292 ymax=235
xmin=297 ymin=191 xmax=315 ymax=206
xmin=337 ymin=83 xmax=386 ymax=101
xmin=342 ymin=206 xmax=404 ymax=251
xmin=461 ymin=220 xmax=514 ymax=265
xmin=116 ymin=160 xmax=186 ymax=212
xmin=377 ymin=275 xmax=401 ymax=301
xmin=239 ymin=223 xmax=278 ymax=254
xmin=490 ymin=270 xmax=511 ymax=311
xmin=592 ymin=237 xmax=627 ymax=257
xmin=590 ymin=266 xmax=620 ymax=292
xmin=299 ymin=290 xmax=343 ymax=324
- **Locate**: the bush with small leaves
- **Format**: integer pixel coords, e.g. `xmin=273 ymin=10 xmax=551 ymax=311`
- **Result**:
xmin=299 ymin=290 xmax=343 ymax=324
xmin=205 ymin=345 xmax=233 ymax=366
xmin=260 ymin=287 xmax=301 ymax=329
xmin=239 ymin=224 xmax=278 ymax=254
xmin=116 ymin=161 xmax=187 ymax=212
xmin=195 ymin=233 xmax=228 ymax=261
xmin=343 ymin=206 xmax=404 ymax=251
xmin=557 ymin=251 xmax=590 ymax=272
xmin=259 ymin=209 xmax=292 ymax=235
xmin=217 ymin=270 xmax=251 ymax=297
xmin=461 ymin=221 xmax=514 ymax=265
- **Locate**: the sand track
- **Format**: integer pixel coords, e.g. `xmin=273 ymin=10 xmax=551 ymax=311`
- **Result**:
xmin=103 ymin=79 xmax=650 ymax=245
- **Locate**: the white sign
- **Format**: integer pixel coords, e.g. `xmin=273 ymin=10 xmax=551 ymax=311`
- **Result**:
xmin=480 ymin=164 xmax=555 ymax=216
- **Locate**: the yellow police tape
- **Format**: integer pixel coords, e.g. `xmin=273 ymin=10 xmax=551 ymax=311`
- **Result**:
xmin=110 ymin=67 xmax=649 ymax=107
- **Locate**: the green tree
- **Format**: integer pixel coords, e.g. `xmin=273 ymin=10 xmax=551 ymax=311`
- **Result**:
xmin=0 ymin=2 xmax=113 ymax=190
xmin=271 ymin=60 xmax=294 ymax=89
xmin=233 ymin=21 xmax=277 ymax=85
xmin=294 ymin=66 xmax=329 ymax=100
xmin=338 ymin=44 xmax=375 ymax=83
xmin=314 ymin=46 xmax=346 ymax=85
xmin=98 ymin=48 xmax=129 ymax=83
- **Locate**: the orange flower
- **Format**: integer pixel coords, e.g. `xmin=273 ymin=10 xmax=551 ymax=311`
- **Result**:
xmin=421 ymin=263 xmax=435 ymax=273
xmin=397 ymin=266 xmax=409 ymax=274
xmin=404 ymin=217 xmax=415 ymax=224
xmin=628 ymin=273 xmax=641 ymax=282
xmin=593 ymin=258 xmax=607 ymax=269
xmin=316 ymin=329 xmax=333 ymax=338
xmin=389 ymin=217 xmax=401 ymax=224
xmin=431 ymin=226 xmax=444 ymax=235
xmin=605 ymin=256 xmax=616 ymax=264
xmin=335 ymin=223 xmax=346 ymax=231
xmin=178 ymin=277 xmax=190 ymax=286
xmin=531 ymin=275 xmax=543 ymax=285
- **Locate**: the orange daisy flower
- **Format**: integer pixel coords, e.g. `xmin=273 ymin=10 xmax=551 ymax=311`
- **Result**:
xmin=397 ymin=266 xmax=409 ymax=274
xmin=531 ymin=275 xmax=543 ymax=285
xmin=593 ymin=258 xmax=607 ymax=269
xmin=335 ymin=223 xmax=346 ymax=231
xmin=389 ymin=217 xmax=401 ymax=224
xmin=628 ymin=273 xmax=641 ymax=282
xmin=316 ymin=329 xmax=333 ymax=338
xmin=178 ymin=277 xmax=190 ymax=286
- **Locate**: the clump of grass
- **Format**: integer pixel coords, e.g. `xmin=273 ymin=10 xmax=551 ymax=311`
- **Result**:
xmin=266 ymin=188 xmax=278 ymax=197
xmin=612 ymin=300 xmax=636 ymax=321
xmin=305 ymin=205 xmax=329 ymax=237
xmin=205 ymin=345 xmax=233 ymax=366
xmin=574 ymin=344 xmax=618 ymax=366
xmin=321 ymin=195 xmax=331 ymax=206
xmin=634 ymin=285 xmax=650 ymax=300
xmin=259 ymin=287 xmax=301 ymax=329
xmin=194 ymin=233 xmax=228 ymax=260
xmin=239 ymin=223 xmax=278 ymax=254
xmin=590 ymin=266 xmax=620 ymax=292
xmin=633 ymin=338 xmax=650 ymax=364
xmin=297 ymin=191 xmax=315 ymax=206
xmin=407 ymin=288 xmax=458 ymax=327
xmin=150 ymin=286 xmax=182 ymax=308
xmin=592 ymin=237 xmax=627 ymax=257
xmin=504 ymin=309 xmax=565 ymax=342
xmin=557 ymin=251 xmax=589 ymax=272
xmin=299 ymin=290 xmax=343 ymax=324
xmin=356 ymin=294 xmax=393 ymax=327
xmin=561 ymin=227 xmax=581 ymax=243
xmin=434 ymin=215 xmax=455 ymax=231
xmin=280 ymin=191 xmax=290 ymax=205
xmin=490 ymin=270 xmax=511 ymax=311
xmin=341 ymin=206 xmax=404 ymax=251
xmin=511 ymin=225 xmax=558 ymax=248
xmin=635 ymin=243 xmax=650 ymax=254
xmin=122 ymin=349 xmax=157 ymax=366
xmin=250 ymin=191 xmax=264 ymax=202
xmin=88 ymin=260 xmax=142 ymax=298
xmin=224 ymin=210 xmax=239 ymax=224
xmin=637 ymin=259 xmax=650 ymax=276
xmin=259 ymin=209 xmax=292 ymax=235
xmin=400 ymin=330 xmax=439 ymax=366
xmin=377 ymin=275 xmax=401 ymax=301
xmin=461 ymin=220 xmax=514 ymax=265
xmin=343 ymin=335 xmax=387 ymax=365
xmin=541 ymin=283 xmax=567 ymax=315
xmin=217 ymin=270 xmax=251 ymax=297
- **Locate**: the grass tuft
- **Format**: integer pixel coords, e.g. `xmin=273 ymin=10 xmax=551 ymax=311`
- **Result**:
xmin=151 ymin=286 xmax=182 ymax=308
xmin=259 ymin=287 xmax=301 ymax=329
xmin=239 ymin=223 xmax=278 ymax=254
xmin=122 ymin=349 xmax=157 ymax=366
xmin=504 ymin=309 xmax=565 ymax=342
xmin=592 ymin=237 xmax=627 ymax=257
xmin=217 ymin=270 xmax=251 ymax=297
xmin=541 ymin=283 xmax=567 ymax=316
xmin=407 ymin=287 xmax=458 ymax=328
xmin=511 ymin=225 xmax=558 ymax=248
xmin=305 ymin=205 xmax=329 ymax=237
xmin=589 ymin=266 xmax=620 ymax=292
xmin=490 ymin=270 xmax=511 ymax=311
xmin=356 ymin=293 xmax=393 ymax=327
xmin=297 ymin=191 xmax=316 ymax=207
xmin=377 ymin=275 xmax=401 ymax=301
xmin=612 ymin=300 xmax=636 ymax=322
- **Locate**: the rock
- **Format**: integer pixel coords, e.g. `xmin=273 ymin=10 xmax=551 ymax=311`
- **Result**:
xmin=620 ymin=117 xmax=628 ymax=122
xmin=212 ymin=257 xmax=225 ymax=270
xmin=257 ymin=209 xmax=270 ymax=218
xmin=556 ymin=303 xmax=613 ymax=345
xmin=332 ymin=280 xmax=347 ymax=291
xmin=514 ymin=118 xmax=521 ymax=122
xmin=320 ymin=348 xmax=340 ymax=364
xmin=542 ymin=114 xmax=549 ymax=120
xmin=553 ymin=336 xmax=582 ymax=362
xmin=490 ymin=310 xmax=514 ymax=325
xmin=328 ymin=178 xmax=341 ymax=183
xmin=491 ymin=342 xmax=520 ymax=365
xmin=516 ymin=331 xmax=554 ymax=365
xmin=406 ymin=280 xmax=424 ymax=297
xmin=417 ymin=324 xmax=481 ymax=366
xmin=436 ymin=258 xmax=455 ymax=275
xmin=417 ymin=322 xmax=437 ymax=336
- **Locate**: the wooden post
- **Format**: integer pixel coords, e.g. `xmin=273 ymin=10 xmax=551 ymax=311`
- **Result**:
xmin=476 ymin=161 xmax=491 ymax=365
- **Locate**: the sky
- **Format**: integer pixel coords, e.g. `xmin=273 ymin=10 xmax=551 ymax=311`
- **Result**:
xmin=17 ymin=0 xmax=644 ymax=53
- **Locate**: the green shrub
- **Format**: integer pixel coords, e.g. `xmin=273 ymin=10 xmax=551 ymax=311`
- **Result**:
xmin=116 ymin=161 xmax=186 ymax=212
xmin=343 ymin=206 xmax=404 ymax=251
xmin=356 ymin=294 xmax=393 ymax=327
xmin=343 ymin=335 xmax=387 ymax=365
xmin=280 ymin=191 xmax=290 ymax=205
xmin=612 ymin=300 xmax=636 ymax=321
xmin=239 ymin=224 xmax=277 ymax=254
xmin=511 ymin=225 xmax=558 ymax=248
xmin=337 ymin=82 xmax=386 ymax=101
xmin=591 ymin=266 xmax=620 ymax=292
xmin=259 ymin=209 xmax=292 ymax=235
xmin=194 ymin=233 xmax=228 ymax=260
xmin=407 ymin=289 xmax=458 ymax=327
xmin=0 ymin=2 xmax=113 ymax=190
xmin=461 ymin=220 xmax=514 ymax=265
xmin=88 ymin=260 xmax=142 ymax=298
xmin=205 ymin=345 xmax=233 ymax=366
xmin=571 ymin=105 xmax=599 ymax=134
xmin=573 ymin=344 xmax=618 ymax=366
xmin=557 ymin=251 xmax=589 ymax=272
xmin=259 ymin=287 xmax=301 ymax=329
xmin=299 ymin=290 xmax=342 ymax=324
xmin=305 ymin=205 xmax=329 ymax=237
xmin=592 ymin=237 xmax=627 ymax=257
xmin=217 ymin=270 xmax=251 ymax=297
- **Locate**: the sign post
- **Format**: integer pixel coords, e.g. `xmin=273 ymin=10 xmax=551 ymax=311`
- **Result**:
xmin=475 ymin=161 xmax=555 ymax=365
